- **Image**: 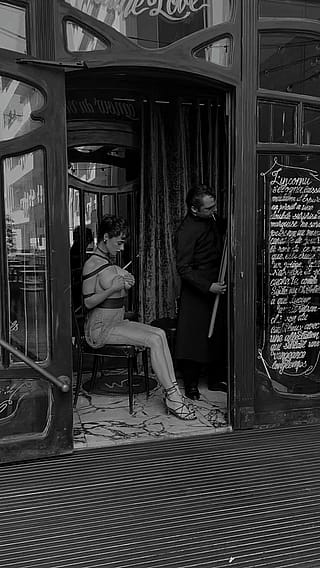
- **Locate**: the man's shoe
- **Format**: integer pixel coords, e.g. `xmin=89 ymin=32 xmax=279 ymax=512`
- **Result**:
xmin=208 ymin=381 xmax=228 ymax=393
xmin=184 ymin=385 xmax=201 ymax=400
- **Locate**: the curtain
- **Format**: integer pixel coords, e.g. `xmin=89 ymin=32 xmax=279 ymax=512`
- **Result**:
xmin=138 ymin=98 xmax=226 ymax=323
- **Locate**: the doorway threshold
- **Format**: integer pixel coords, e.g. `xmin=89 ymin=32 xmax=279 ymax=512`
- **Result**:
xmin=73 ymin=375 xmax=230 ymax=450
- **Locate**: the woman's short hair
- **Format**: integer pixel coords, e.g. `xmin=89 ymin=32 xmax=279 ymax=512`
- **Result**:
xmin=186 ymin=184 xmax=215 ymax=211
xmin=97 ymin=215 xmax=128 ymax=242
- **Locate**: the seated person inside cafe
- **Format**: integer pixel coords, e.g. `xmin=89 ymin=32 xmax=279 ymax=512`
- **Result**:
xmin=175 ymin=184 xmax=228 ymax=400
xmin=82 ymin=214 xmax=196 ymax=420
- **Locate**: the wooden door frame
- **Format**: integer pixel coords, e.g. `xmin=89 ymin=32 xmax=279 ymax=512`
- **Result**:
xmin=0 ymin=51 xmax=73 ymax=463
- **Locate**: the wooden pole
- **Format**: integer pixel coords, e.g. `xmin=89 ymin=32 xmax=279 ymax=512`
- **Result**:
xmin=208 ymin=237 xmax=227 ymax=338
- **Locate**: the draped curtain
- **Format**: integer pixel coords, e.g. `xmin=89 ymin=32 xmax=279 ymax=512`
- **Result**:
xmin=138 ymin=98 xmax=227 ymax=323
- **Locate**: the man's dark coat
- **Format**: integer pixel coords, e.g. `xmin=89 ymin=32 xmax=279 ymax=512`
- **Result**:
xmin=175 ymin=213 xmax=224 ymax=363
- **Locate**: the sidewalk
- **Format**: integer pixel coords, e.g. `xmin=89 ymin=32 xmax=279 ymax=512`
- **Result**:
xmin=1 ymin=424 xmax=320 ymax=567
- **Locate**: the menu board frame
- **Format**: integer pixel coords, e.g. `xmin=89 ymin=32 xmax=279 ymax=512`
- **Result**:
xmin=258 ymin=156 xmax=320 ymax=398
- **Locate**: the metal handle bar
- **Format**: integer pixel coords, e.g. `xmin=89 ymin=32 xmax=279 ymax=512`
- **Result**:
xmin=0 ymin=339 xmax=70 ymax=393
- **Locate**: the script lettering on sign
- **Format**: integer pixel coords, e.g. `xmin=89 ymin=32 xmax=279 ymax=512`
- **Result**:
xmin=92 ymin=0 xmax=209 ymax=21
xmin=260 ymin=159 xmax=320 ymax=386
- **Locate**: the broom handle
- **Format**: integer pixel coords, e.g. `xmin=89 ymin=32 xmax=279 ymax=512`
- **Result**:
xmin=208 ymin=237 xmax=227 ymax=338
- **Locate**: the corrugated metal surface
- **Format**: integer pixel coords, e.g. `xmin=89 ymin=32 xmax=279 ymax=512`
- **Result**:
xmin=1 ymin=425 xmax=320 ymax=567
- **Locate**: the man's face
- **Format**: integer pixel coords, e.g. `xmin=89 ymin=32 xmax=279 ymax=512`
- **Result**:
xmin=195 ymin=195 xmax=217 ymax=219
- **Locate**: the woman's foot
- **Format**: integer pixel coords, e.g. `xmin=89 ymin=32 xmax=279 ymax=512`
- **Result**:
xmin=165 ymin=385 xmax=196 ymax=420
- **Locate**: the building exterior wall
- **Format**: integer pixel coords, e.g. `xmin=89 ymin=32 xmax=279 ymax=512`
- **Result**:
xmin=1 ymin=0 xmax=320 ymax=462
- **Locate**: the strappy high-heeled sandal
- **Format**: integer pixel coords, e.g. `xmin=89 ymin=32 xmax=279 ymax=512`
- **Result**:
xmin=164 ymin=385 xmax=196 ymax=421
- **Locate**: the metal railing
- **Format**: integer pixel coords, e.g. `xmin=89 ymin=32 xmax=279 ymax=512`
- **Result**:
xmin=0 ymin=338 xmax=70 ymax=393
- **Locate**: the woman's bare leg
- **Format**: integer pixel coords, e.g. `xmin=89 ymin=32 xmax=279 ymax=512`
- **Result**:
xmin=107 ymin=321 xmax=175 ymax=390
xmin=106 ymin=321 xmax=196 ymax=420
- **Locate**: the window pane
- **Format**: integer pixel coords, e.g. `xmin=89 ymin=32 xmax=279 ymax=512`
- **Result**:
xmin=65 ymin=0 xmax=232 ymax=49
xmin=85 ymin=192 xmax=98 ymax=238
xmin=0 ymin=3 xmax=26 ymax=53
xmin=193 ymin=37 xmax=232 ymax=66
xmin=256 ymin=153 xmax=320 ymax=407
xmin=68 ymin=145 xmax=139 ymax=186
xmin=69 ymin=188 xmax=95 ymax=309
xmin=102 ymin=194 xmax=116 ymax=216
xmin=0 ymin=76 xmax=44 ymax=141
xmin=260 ymin=0 xmax=320 ymax=19
xmin=66 ymin=21 xmax=109 ymax=51
xmin=3 ymin=150 xmax=49 ymax=363
xmin=303 ymin=107 xmax=320 ymax=144
xmin=70 ymin=161 xmax=121 ymax=185
xmin=68 ymin=187 xmax=80 ymax=246
xmin=260 ymin=33 xmax=320 ymax=97
xmin=258 ymin=101 xmax=297 ymax=143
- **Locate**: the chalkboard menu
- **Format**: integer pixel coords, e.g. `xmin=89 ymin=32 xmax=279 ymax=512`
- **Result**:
xmin=260 ymin=159 xmax=320 ymax=391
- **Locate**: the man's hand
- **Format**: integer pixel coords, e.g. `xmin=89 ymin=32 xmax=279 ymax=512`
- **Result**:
xmin=209 ymin=281 xmax=227 ymax=294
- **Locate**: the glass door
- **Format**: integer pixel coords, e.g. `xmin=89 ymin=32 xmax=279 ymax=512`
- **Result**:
xmin=0 ymin=51 xmax=72 ymax=463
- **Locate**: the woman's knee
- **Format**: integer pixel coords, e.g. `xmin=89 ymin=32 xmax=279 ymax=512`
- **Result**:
xmin=151 ymin=326 xmax=167 ymax=341
xmin=148 ymin=330 xmax=166 ymax=351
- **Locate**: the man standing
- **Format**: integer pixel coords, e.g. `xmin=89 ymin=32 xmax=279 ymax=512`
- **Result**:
xmin=175 ymin=185 xmax=227 ymax=400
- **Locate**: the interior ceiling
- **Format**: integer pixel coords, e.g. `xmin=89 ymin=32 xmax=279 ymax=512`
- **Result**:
xmin=66 ymin=66 xmax=226 ymax=102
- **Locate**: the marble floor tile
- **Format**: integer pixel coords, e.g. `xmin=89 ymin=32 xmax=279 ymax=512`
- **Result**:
xmin=73 ymin=372 xmax=230 ymax=450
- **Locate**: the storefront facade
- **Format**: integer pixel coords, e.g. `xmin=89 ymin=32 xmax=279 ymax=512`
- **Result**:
xmin=1 ymin=0 xmax=320 ymax=464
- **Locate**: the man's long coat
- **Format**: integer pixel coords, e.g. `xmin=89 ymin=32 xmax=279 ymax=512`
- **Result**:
xmin=175 ymin=213 xmax=224 ymax=363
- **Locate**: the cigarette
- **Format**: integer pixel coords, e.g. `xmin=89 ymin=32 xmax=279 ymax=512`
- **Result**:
xmin=122 ymin=254 xmax=140 ymax=270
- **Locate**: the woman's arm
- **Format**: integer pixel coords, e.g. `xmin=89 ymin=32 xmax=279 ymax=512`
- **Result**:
xmin=82 ymin=260 xmax=125 ymax=310
xmin=83 ymin=276 xmax=124 ymax=310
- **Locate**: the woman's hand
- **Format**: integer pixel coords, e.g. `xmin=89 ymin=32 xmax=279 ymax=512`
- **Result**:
xmin=123 ymin=270 xmax=135 ymax=289
xmin=209 ymin=281 xmax=227 ymax=294
xmin=111 ymin=274 xmax=125 ymax=292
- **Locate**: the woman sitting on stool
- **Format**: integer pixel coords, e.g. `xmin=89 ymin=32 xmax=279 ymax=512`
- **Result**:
xmin=82 ymin=214 xmax=196 ymax=421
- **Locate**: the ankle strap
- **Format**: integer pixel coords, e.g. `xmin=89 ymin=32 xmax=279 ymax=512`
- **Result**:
xmin=165 ymin=383 xmax=179 ymax=394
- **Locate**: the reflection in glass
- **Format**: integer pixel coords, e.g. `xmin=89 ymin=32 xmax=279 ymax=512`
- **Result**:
xmin=303 ymin=107 xmax=320 ymax=144
xmin=0 ymin=3 xmax=26 ymax=53
xmin=258 ymin=101 xmax=296 ymax=143
xmin=68 ymin=188 xmax=95 ymax=309
xmin=85 ymin=192 xmax=98 ymax=241
xmin=102 ymin=194 xmax=116 ymax=216
xmin=65 ymin=0 xmax=232 ymax=49
xmin=68 ymin=187 xmax=81 ymax=247
xmin=260 ymin=33 xmax=320 ymax=97
xmin=3 ymin=150 xmax=49 ymax=362
xmin=259 ymin=0 xmax=320 ymax=20
xmin=66 ymin=21 xmax=109 ymax=51
xmin=70 ymin=162 xmax=114 ymax=185
xmin=193 ymin=37 xmax=232 ymax=66
xmin=68 ymin=146 xmax=137 ymax=186
xmin=0 ymin=76 xmax=44 ymax=141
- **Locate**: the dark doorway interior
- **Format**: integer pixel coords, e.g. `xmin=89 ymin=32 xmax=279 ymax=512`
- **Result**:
xmin=66 ymin=69 xmax=230 ymax=446
xmin=66 ymin=69 xmax=228 ymax=320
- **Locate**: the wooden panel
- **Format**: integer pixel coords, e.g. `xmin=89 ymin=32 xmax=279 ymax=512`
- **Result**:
xmin=55 ymin=0 xmax=241 ymax=86
xmin=232 ymin=0 xmax=258 ymax=429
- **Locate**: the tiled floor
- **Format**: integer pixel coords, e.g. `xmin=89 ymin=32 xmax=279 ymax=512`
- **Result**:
xmin=73 ymin=371 xmax=230 ymax=449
